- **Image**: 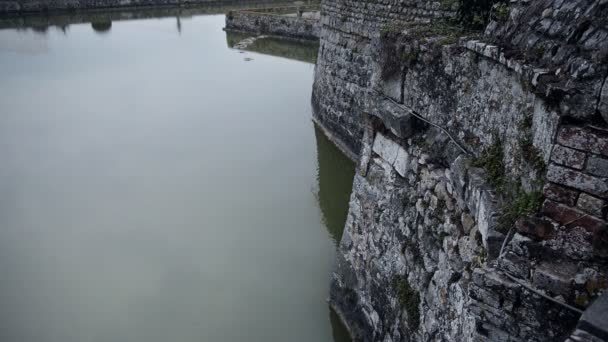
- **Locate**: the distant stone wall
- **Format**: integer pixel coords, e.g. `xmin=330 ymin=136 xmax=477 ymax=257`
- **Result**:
xmin=0 ymin=0 xmax=287 ymax=16
xmin=311 ymin=0 xmax=457 ymax=156
xmin=225 ymin=7 xmax=320 ymax=40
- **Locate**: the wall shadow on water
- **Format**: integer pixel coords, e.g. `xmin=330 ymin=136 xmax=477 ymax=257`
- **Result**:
xmin=314 ymin=124 xmax=355 ymax=245
xmin=225 ymin=30 xmax=319 ymax=64
xmin=330 ymin=306 xmax=353 ymax=342
xmin=314 ymin=124 xmax=355 ymax=342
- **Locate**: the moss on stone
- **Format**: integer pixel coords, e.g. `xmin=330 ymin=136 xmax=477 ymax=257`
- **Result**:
xmin=494 ymin=3 xmax=510 ymax=22
xmin=440 ymin=0 xmax=458 ymax=10
xmin=437 ymin=231 xmax=449 ymax=245
xmin=519 ymin=114 xmax=533 ymax=131
xmin=392 ymin=275 xmax=420 ymax=330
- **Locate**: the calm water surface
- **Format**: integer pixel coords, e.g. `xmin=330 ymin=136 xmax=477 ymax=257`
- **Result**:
xmin=0 ymin=13 xmax=354 ymax=342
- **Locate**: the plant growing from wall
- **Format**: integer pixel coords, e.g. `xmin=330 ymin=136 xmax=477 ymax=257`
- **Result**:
xmin=497 ymin=187 xmax=543 ymax=232
xmin=521 ymin=137 xmax=546 ymax=173
xmin=471 ymin=136 xmax=505 ymax=189
xmin=472 ymin=136 xmax=544 ymax=232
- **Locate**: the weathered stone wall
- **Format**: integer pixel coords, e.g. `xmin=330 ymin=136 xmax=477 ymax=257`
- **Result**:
xmin=317 ymin=0 xmax=608 ymax=341
xmin=333 ymin=120 xmax=590 ymax=341
xmin=225 ymin=7 xmax=320 ymax=40
xmin=332 ymin=122 xmax=488 ymax=341
xmin=311 ymin=0 xmax=457 ymax=157
xmin=0 ymin=0 xmax=287 ymax=16
xmin=484 ymin=0 xmax=608 ymax=123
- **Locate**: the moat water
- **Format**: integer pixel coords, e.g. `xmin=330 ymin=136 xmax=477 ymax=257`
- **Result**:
xmin=0 ymin=12 xmax=354 ymax=342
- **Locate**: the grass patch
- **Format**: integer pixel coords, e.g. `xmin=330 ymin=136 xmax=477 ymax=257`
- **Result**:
xmin=497 ymin=188 xmax=543 ymax=232
xmin=472 ymin=136 xmax=505 ymax=189
xmin=521 ymin=138 xmax=546 ymax=173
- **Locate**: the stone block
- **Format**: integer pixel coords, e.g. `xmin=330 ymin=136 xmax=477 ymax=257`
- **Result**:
xmin=371 ymin=132 xmax=409 ymax=178
xmin=393 ymin=146 xmax=410 ymax=178
xmin=461 ymin=212 xmax=475 ymax=232
xmin=515 ymin=216 xmax=554 ymax=240
xmin=476 ymin=190 xmax=503 ymax=259
xmin=373 ymin=99 xmax=413 ymax=139
xmin=466 ymin=167 xmax=490 ymax=218
xmin=577 ymin=193 xmax=607 ymax=218
xmin=578 ymin=292 xmax=608 ymax=341
xmin=532 ymin=262 xmax=575 ymax=297
xmin=450 ymin=155 xmax=471 ymax=210
xmin=499 ymin=251 xmax=531 ymax=279
xmin=381 ymin=73 xmax=402 ymax=103
xmin=372 ymin=132 xmax=398 ymax=164
xmin=546 ymin=164 xmax=608 ymax=198
xmin=542 ymin=200 xmax=607 ymax=233
xmin=556 ymin=126 xmax=608 ymax=157
xmin=586 ymin=156 xmax=608 ymax=178
xmin=543 ymin=182 xmax=579 ymax=206
xmin=550 ymin=145 xmax=586 ymax=169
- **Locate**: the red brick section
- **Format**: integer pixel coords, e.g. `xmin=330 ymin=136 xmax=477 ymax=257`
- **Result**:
xmin=556 ymin=126 xmax=608 ymax=156
xmin=543 ymin=183 xmax=579 ymax=207
xmin=542 ymin=200 xmax=607 ymax=234
xmin=541 ymin=125 xmax=608 ymax=233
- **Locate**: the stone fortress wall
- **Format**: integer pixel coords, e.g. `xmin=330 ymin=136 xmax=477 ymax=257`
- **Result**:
xmin=225 ymin=4 xmax=321 ymax=40
xmin=313 ymin=0 xmax=608 ymax=340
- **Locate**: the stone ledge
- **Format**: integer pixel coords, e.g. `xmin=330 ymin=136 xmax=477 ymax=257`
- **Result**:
xmin=464 ymin=39 xmax=549 ymax=89
xmin=369 ymin=98 xmax=413 ymax=139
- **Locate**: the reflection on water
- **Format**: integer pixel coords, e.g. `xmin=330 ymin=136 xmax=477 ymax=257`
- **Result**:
xmin=91 ymin=20 xmax=112 ymax=33
xmin=0 ymin=10 xmax=353 ymax=342
xmin=225 ymin=30 xmax=319 ymax=64
xmin=0 ymin=1 xmax=298 ymax=31
xmin=314 ymin=126 xmax=356 ymax=244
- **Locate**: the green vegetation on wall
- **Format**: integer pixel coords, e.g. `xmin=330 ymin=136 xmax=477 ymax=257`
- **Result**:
xmin=392 ymin=275 xmax=420 ymax=330
xmin=472 ymin=137 xmax=545 ymax=233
